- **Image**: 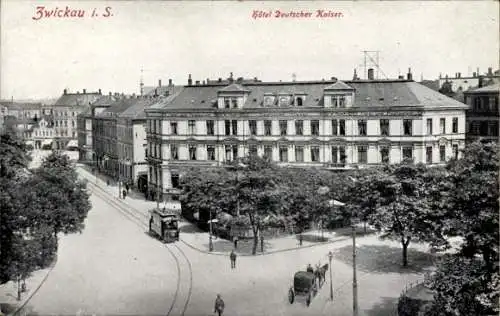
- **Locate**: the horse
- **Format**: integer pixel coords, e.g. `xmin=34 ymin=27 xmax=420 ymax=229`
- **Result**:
xmin=315 ymin=263 xmax=329 ymax=287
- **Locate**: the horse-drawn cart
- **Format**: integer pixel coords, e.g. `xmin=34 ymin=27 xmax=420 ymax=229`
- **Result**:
xmin=288 ymin=271 xmax=318 ymax=306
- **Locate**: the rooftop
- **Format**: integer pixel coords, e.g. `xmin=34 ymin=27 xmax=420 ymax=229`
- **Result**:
xmin=465 ymin=83 xmax=500 ymax=94
xmin=54 ymin=91 xmax=102 ymax=107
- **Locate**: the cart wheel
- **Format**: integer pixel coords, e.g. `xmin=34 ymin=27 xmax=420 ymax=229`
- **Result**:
xmin=306 ymin=293 xmax=311 ymax=306
xmin=288 ymin=288 xmax=294 ymax=304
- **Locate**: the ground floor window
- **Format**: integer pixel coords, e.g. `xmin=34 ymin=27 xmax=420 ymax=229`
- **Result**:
xmin=402 ymin=146 xmax=413 ymax=161
xmin=357 ymin=146 xmax=367 ymax=164
xmin=426 ymin=146 xmax=433 ymax=164
xmin=310 ymin=146 xmax=320 ymax=162
xmin=439 ymin=145 xmax=446 ymax=162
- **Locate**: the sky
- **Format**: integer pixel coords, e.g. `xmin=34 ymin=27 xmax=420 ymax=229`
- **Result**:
xmin=1 ymin=0 xmax=499 ymax=100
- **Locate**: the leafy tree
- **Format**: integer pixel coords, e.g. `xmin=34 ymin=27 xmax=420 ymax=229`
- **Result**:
xmin=365 ymin=163 xmax=447 ymax=267
xmin=424 ymin=141 xmax=499 ymax=315
xmin=28 ymin=151 xmax=92 ymax=243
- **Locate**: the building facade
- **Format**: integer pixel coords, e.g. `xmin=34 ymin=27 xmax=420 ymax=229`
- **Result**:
xmin=464 ymin=83 xmax=499 ymax=143
xmin=32 ymin=115 xmax=55 ymax=149
xmin=145 ymin=74 xmax=468 ymax=200
xmin=53 ymin=89 xmax=101 ymax=150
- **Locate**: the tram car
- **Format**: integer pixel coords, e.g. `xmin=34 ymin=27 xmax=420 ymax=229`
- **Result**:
xmin=149 ymin=208 xmax=180 ymax=243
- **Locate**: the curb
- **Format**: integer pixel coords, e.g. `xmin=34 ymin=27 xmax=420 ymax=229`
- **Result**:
xmin=77 ymin=164 xmax=369 ymax=257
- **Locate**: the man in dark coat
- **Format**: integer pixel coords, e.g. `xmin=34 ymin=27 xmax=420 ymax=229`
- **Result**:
xmin=214 ymin=294 xmax=225 ymax=316
xmin=230 ymin=250 xmax=237 ymax=269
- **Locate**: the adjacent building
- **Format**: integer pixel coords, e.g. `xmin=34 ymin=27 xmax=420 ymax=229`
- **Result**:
xmin=464 ymin=83 xmax=499 ymax=143
xmin=52 ymin=89 xmax=102 ymax=149
xmin=145 ymin=72 xmax=468 ymax=201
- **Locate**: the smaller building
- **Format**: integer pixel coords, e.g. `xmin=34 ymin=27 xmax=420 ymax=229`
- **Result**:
xmin=464 ymin=83 xmax=499 ymax=143
xmin=31 ymin=115 xmax=55 ymax=149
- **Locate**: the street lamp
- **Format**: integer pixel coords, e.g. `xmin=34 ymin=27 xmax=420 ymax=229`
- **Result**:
xmin=208 ymin=210 xmax=214 ymax=252
xmin=348 ymin=176 xmax=359 ymax=316
xmin=328 ymin=251 xmax=333 ymax=300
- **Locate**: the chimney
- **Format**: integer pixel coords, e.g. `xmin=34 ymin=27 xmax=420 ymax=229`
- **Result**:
xmin=398 ymin=75 xmax=404 ymax=80
xmin=218 ymin=78 xmax=222 ymax=83
xmin=458 ymin=72 xmax=461 ymax=78
xmin=63 ymin=89 xmax=67 ymax=95
xmin=83 ymin=89 xmax=86 ymax=94
xmin=473 ymin=72 xmax=477 ymax=77
xmin=407 ymin=68 xmax=413 ymax=81
xmin=353 ymin=69 xmax=358 ymax=80
xmin=488 ymin=67 xmax=493 ymax=76
xmin=109 ymin=92 xmax=112 ymax=96
xmin=202 ymin=80 xmax=206 ymax=85
xmin=254 ymin=77 xmax=258 ymax=82
xmin=229 ymin=72 xmax=234 ymax=83
xmin=479 ymin=76 xmax=484 ymax=88
xmin=207 ymin=78 xmax=209 ymax=85
xmin=367 ymin=68 xmax=374 ymax=80
xmin=98 ymin=88 xmax=102 ymax=94
xmin=158 ymin=79 xmax=162 ymax=87
xmin=188 ymin=74 xmax=192 ymax=86
xmin=195 ymin=80 xmax=200 ymax=85
xmin=168 ymin=79 xmax=173 ymax=86
xmin=77 ymin=91 xmax=80 ymax=94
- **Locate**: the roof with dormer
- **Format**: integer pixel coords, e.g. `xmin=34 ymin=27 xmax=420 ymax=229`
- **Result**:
xmin=218 ymin=83 xmax=250 ymax=93
xmin=464 ymin=83 xmax=500 ymax=94
xmin=54 ymin=92 xmax=102 ymax=107
xmin=147 ymin=79 xmax=467 ymax=111
xmin=324 ymin=80 xmax=355 ymax=91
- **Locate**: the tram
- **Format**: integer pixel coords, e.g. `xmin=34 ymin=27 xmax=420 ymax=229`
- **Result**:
xmin=149 ymin=208 xmax=180 ymax=243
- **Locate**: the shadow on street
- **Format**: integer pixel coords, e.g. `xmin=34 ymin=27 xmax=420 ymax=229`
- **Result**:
xmin=363 ymin=296 xmax=398 ymax=316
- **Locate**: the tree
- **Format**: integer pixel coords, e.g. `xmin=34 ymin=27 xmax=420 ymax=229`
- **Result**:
xmin=366 ymin=163 xmax=447 ymax=267
xmin=423 ymin=141 xmax=499 ymax=315
xmin=28 ymin=151 xmax=92 ymax=244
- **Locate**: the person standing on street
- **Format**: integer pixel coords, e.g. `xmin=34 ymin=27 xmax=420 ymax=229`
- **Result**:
xmin=230 ymin=250 xmax=237 ymax=269
xmin=214 ymin=294 xmax=225 ymax=316
xmin=233 ymin=235 xmax=238 ymax=249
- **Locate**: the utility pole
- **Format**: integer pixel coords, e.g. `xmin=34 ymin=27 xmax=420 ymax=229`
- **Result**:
xmin=352 ymin=224 xmax=358 ymax=316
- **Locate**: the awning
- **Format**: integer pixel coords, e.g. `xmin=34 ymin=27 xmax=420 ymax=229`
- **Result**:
xmin=66 ymin=140 xmax=78 ymax=148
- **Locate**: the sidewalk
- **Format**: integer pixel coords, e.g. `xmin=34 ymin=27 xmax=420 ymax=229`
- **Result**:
xmin=0 ymin=264 xmax=55 ymax=316
xmin=76 ymin=164 xmax=376 ymax=256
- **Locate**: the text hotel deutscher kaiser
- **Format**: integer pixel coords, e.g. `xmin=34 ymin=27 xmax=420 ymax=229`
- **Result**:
xmin=252 ymin=10 xmax=343 ymax=19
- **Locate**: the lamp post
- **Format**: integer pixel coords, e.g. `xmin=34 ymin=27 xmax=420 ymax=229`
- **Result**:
xmin=348 ymin=176 xmax=359 ymax=316
xmin=209 ymin=209 xmax=214 ymax=252
xmin=328 ymin=251 xmax=333 ymax=300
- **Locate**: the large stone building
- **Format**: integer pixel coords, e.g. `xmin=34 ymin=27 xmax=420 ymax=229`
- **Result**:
xmin=52 ymin=89 xmax=101 ymax=149
xmin=464 ymin=83 xmax=499 ymax=143
xmin=145 ymin=73 xmax=468 ymax=201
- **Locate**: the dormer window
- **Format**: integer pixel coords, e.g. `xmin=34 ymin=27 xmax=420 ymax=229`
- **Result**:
xmin=264 ymin=96 xmax=274 ymax=107
xmin=279 ymin=96 xmax=289 ymax=106
xmin=331 ymin=96 xmax=346 ymax=108
xmin=296 ymin=97 xmax=303 ymax=106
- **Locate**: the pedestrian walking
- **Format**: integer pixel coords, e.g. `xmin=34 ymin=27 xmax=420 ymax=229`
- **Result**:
xmin=214 ymin=294 xmax=225 ymax=316
xmin=125 ymin=183 xmax=130 ymax=193
xmin=230 ymin=250 xmax=237 ymax=269
xmin=106 ymin=179 xmax=110 ymax=186
xmin=233 ymin=235 xmax=238 ymax=249
xmin=260 ymin=235 xmax=264 ymax=252
xmin=122 ymin=189 xmax=127 ymax=199
xmin=299 ymin=233 xmax=303 ymax=246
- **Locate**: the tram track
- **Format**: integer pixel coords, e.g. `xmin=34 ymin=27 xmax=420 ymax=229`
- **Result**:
xmin=79 ymin=169 xmax=194 ymax=316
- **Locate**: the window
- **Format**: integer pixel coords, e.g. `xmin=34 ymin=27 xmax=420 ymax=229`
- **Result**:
xmin=279 ymin=96 xmax=289 ymax=107
xmin=224 ymin=98 xmax=230 ymax=108
xmin=225 ymin=120 xmax=231 ymax=136
xmin=249 ymin=146 xmax=258 ymax=156
xmin=452 ymin=144 xmax=459 ymax=160
xmin=440 ymin=118 xmax=446 ymax=134
xmin=452 ymin=118 xmax=458 ymax=133
xmin=380 ymin=119 xmax=389 ymax=136
xmin=357 ymin=146 xmax=367 ymax=163
xmin=332 ymin=96 xmax=346 ymax=108
xmin=225 ymin=145 xmax=232 ymax=161
xmin=55 ymin=121 xmax=59 ymax=127
xmin=72 ymin=120 xmax=75 ymax=127
xmin=331 ymin=146 xmax=338 ymax=163
xmin=380 ymin=146 xmax=389 ymax=163
xmin=231 ymin=120 xmax=238 ymax=136
xmin=311 ymin=120 xmax=320 ymax=136
xmin=171 ymin=174 xmax=180 ymax=189
xmin=189 ymin=145 xmax=197 ymax=160
xmin=403 ymin=119 xmax=412 ymax=136
xmin=439 ymin=145 xmax=446 ymax=162
xmin=170 ymin=122 xmax=178 ymax=135
xmin=170 ymin=145 xmax=178 ymax=160
xmin=64 ymin=121 xmax=67 ymax=127
xmin=279 ymin=120 xmax=287 ymax=136
xmin=339 ymin=120 xmax=346 ymax=136
xmin=206 ymin=120 xmax=214 ymax=135
xmin=296 ymin=97 xmax=303 ymax=106
xmin=489 ymin=121 xmax=499 ymax=136
xmin=358 ymin=120 xmax=367 ymax=136
xmin=426 ymin=147 xmax=433 ymax=164
xmin=279 ymin=146 xmax=288 ymax=162
xmin=249 ymin=120 xmax=257 ymax=135
xmin=332 ymin=120 xmax=338 ymax=136
xmin=188 ymin=120 xmax=196 ymax=135
xmin=231 ymin=98 xmax=238 ymax=108
xmin=295 ymin=120 xmax=303 ymax=135
xmin=295 ymin=146 xmax=304 ymax=162
xmin=264 ymin=96 xmax=274 ymax=107
xmin=207 ymin=146 xmax=215 ymax=160
xmin=264 ymin=146 xmax=273 ymax=159
xmin=232 ymin=146 xmax=238 ymax=160
xmin=426 ymin=118 xmax=433 ymax=135
xmin=264 ymin=120 xmax=272 ymax=136
xmin=403 ymin=146 xmax=413 ymax=160
xmin=310 ymin=146 xmax=320 ymax=162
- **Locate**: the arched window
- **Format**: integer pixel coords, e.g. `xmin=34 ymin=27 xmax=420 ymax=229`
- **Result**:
xmin=296 ymin=97 xmax=303 ymax=106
